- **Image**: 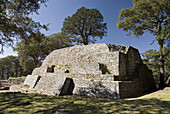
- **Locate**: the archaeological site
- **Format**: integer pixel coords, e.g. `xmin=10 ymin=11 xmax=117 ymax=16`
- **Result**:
xmin=10 ymin=43 xmax=156 ymax=99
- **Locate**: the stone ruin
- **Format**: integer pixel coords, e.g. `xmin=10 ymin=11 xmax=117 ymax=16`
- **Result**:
xmin=17 ymin=43 xmax=156 ymax=99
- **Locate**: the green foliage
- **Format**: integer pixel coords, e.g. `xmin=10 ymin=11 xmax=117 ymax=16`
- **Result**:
xmin=14 ymin=32 xmax=72 ymax=74
xmin=0 ymin=0 xmax=48 ymax=52
xmin=117 ymin=0 xmax=170 ymax=88
xmin=117 ymin=0 xmax=169 ymax=37
xmin=0 ymin=56 xmax=22 ymax=79
xmin=61 ymin=7 xmax=107 ymax=45
xmin=47 ymin=33 xmax=73 ymax=52
xmin=14 ymin=32 xmax=47 ymax=74
xmin=142 ymin=49 xmax=170 ymax=88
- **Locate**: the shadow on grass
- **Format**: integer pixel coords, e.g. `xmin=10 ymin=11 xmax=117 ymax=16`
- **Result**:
xmin=0 ymin=92 xmax=169 ymax=113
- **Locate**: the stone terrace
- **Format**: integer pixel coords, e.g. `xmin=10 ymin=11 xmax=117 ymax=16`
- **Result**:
xmin=10 ymin=43 xmax=156 ymax=99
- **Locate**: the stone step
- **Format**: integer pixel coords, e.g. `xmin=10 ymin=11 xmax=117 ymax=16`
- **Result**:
xmin=0 ymin=83 xmax=12 ymax=87
xmin=34 ymin=76 xmax=67 ymax=95
xmin=0 ymin=86 xmax=10 ymax=90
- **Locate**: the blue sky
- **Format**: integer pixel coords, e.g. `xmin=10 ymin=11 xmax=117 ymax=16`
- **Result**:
xmin=0 ymin=0 xmax=159 ymax=58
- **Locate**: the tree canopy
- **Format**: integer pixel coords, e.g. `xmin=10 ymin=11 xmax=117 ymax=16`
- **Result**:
xmin=61 ymin=7 xmax=107 ymax=45
xmin=0 ymin=56 xmax=22 ymax=79
xmin=14 ymin=32 xmax=72 ymax=74
xmin=117 ymin=0 xmax=169 ymax=37
xmin=0 ymin=0 xmax=48 ymax=52
xmin=117 ymin=0 xmax=170 ymax=89
xmin=142 ymin=49 xmax=170 ymax=87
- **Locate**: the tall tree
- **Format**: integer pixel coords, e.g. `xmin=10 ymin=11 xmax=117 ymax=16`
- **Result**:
xmin=0 ymin=0 xmax=48 ymax=52
xmin=117 ymin=0 xmax=170 ymax=89
xmin=14 ymin=32 xmax=72 ymax=75
xmin=61 ymin=7 xmax=107 ymax=45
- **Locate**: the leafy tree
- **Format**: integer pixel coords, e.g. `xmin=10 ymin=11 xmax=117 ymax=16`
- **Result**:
xmin=0 ymin=56 xmax=22 ymax=79
xmin=46 ymin=33 xmax=73 ymax=52
xmin=0 ymin=0 xmax=48 ymax=52
xmin=142 ymin=49 xmax=170 ymax=88
xmin=14 ymin=32 xmax=48 ymax=74
xmin=61 ymin=7 xmax=107 ymax=45
xmin=117 ymin=0 xmax=170 ymax=89
xmin=14 ymin=32 xmax=72 ymax=74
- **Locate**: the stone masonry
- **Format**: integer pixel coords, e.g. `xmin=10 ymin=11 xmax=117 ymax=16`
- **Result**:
xmin=19 ymin=43 xmax=156 ymax=99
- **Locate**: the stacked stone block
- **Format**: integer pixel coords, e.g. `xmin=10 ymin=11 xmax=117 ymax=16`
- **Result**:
xmin=22 ymin=43 xmax=156 ymax=99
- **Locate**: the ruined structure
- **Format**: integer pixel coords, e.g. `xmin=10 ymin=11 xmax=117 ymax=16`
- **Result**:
xmin=22 ymin=43 xmax=156 ymax=99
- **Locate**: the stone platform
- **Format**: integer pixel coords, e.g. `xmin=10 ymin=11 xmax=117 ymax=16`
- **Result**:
xmin=11 ymin=43 xmax=156 ymax=99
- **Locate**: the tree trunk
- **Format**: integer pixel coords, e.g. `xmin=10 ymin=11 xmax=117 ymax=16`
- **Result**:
xmin=159 ymin=40 xmax=165 ymax=89
xmin=83 ymin=36 xmax=88 ymax=45
xmin=20 ymin=67 xmax=23 ymax=76
xmin=15 ymin=70 xmax=18 ymax=77
xmin=83 ymin=37 xmax=88 ymax=45
xmin=84 ymin=42 xmax=88 ymax=45
xmin=0 ymin=70 xmax=4 ymax=79
xmin=159 ymin=51 xmax=165 ymax=89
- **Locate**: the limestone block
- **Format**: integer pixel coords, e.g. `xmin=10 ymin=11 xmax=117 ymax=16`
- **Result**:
xmin=34 ymin=44 xmax=127 ymax=76
xmin=24 ymin=75 xmax=40 ymax=89
xmin=7 ymin=77 xmax=26 ymax=84
xmin=32 ymin=66 xmax=47 ymax=76
xmin=34 ymin=76 xmax=67 ymax=95
xmin=71 ymin=62 xmax=102 ymax=74
xmin=10 ymin=85 xmax=28 ymax=93
xmin=126 ymin=47 xmax=142 ymax=76
xmin=73 ymin=78 xmax=120 ymax=99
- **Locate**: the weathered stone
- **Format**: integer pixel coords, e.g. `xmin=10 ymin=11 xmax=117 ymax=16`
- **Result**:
xmin=0 ymin=77 xmax=26 ymax=90
xmin=34 ymin=76 xmax=67 ymax=95
xmin=10 ymin=85 xmax=28 ymax=93
xmin=71 ymin=62 xmax=102 ymax=74
xmin=73 ymin=78 xmax=120 ymax=99
xmin=7 ymin=77 xmax=26 ymax=84
xmin=24 ymin=75 xmax=40 ymax=89
xmin=32 ymin=44 xmax=142 ymax=77
xmin=15 ymin=43 xmax=156 ymax=99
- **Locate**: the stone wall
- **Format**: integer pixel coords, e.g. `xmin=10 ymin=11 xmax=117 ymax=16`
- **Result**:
xmin=73 ymin=78 xmax=120 ymax=99
xmin=70 ymin=62 xmax=102 ymax=74
xmin=32 ymin=44 xmax=140 ymax=77
xmin=0 ymin=77 xmax=25 ymax=87
xmin=20 ymin=43 xmax=156 ymax=99
xmin=0 ymin=77 xmax=26 ymax=90
xmin=119 ymin=64 xmax=156 ymax=98
xmin=7 ymin=77 xmax=26 ymax=84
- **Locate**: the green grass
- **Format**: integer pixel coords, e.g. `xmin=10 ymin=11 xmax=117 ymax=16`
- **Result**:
xmin=0 ymin=89 xmax=170 ymax=114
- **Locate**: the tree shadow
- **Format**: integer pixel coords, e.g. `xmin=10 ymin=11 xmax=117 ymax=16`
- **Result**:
xmin=0 ymin=92 xmax=169 ymax=113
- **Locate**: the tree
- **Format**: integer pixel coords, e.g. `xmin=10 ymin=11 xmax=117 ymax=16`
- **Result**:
xmin=0 ymin=0 xmax=48 ymax=52
xmin=14 ymin=32 xmax=47 ymax=74
xmin=117 ymin=0 xmax=170 ymax=89
xmin=14 ymin=32 xmax=72 ymax=75
xmin=61 ymin=7 xmax=107 ymax=45
xmin=142 ymin=49 xmax=170 ymax=88
xmin=47 ymin=33 xmax=73 ymax=52
xmin=0 ymin=56 xmax=22 ymax=79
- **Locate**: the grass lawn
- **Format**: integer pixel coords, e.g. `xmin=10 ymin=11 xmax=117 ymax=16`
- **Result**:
xmin=0 ymin=88 xmax=170 ymax=114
